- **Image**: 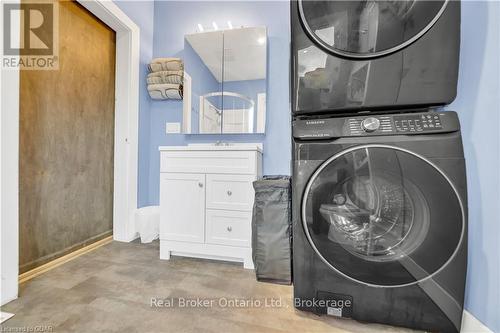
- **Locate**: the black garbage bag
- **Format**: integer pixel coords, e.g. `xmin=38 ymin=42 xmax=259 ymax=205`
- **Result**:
xmin=252 ymin=176 xmax=292 ymax=285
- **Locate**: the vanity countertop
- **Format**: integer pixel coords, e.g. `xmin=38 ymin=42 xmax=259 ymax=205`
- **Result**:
xmin=159 ymin=143 xmax=263 ymax=153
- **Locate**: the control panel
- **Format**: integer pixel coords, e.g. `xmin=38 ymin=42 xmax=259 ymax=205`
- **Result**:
xmin=293 ymin=111 xmax=459 ymax=140
xmin=394 ymin=114 xmax=442 ymax=133
xmin=361 ymin=117 xmax=380 ymax=132
xmin=348 ymin=115 xmax=393 ymax=135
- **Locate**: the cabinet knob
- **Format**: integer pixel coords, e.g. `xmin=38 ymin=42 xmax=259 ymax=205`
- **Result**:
xmin=227 ymin=226 xmax=232 ymax=232
xmin=198 ymin=182 xmax=203 ymax=188
xmin=227 ymin=190 xmax=232 ymax=196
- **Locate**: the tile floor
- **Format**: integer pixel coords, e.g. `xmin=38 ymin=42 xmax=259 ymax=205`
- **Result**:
xmin=0 ymin=241 xmax=419 ymax=332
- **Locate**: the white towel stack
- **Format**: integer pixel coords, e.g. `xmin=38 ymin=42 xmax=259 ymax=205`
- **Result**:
xmin=147 ymin=58 xmax=184 ymax=100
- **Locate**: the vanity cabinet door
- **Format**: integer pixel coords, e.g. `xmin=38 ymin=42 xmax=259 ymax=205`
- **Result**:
xmin=206 ymin=210 xmax=251 ymax=247
xmin=206 ymin=174 xmax=256 ymax=211
xmin=160 ymin=173 xmax=205 ymax=243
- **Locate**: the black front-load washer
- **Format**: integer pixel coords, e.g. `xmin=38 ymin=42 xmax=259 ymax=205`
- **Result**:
xmin=291 ymin=0 xmax=461 ymax=115
xmin=292 ymin=111 xmax=467 ymax=332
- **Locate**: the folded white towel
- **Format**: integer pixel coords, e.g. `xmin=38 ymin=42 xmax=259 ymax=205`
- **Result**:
xmin=148 ymin=58 xmax=183 ymax=72
xmin=147 ymin=83 xmax=183 ymax=100
xmin=147 ymin=70 xmax=183 ymax=85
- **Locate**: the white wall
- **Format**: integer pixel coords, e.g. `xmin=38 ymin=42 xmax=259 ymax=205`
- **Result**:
xmin=0 ymin=57 xmax=20 ymax=306
xmin=0 ymin=0 xmax=20 ymax=304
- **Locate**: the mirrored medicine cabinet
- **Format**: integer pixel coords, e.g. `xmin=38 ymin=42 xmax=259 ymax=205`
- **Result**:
xmin=182 ymin=26 xmax=267 ymax=134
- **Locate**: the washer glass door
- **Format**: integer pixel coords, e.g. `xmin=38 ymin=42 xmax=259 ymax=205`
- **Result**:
xmin=298 ymin=0 xmax=448 ymax=58
xmin=302 ymin=146 xmax=463 ymax=287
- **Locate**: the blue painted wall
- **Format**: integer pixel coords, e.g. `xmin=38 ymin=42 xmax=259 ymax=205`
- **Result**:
xmin=446 ymin=1 xmax=499 ymax=331
xmin=149 ymin=1 xmax=291 ymax=204
xmin=114 ymin=0 xmax=155 ymax=207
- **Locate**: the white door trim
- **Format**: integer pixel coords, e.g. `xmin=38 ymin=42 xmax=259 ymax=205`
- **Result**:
xmin=0 ymin=0 xmax=21 ymax=305
xmin=0 ymin=0 xmax=140 ymax=305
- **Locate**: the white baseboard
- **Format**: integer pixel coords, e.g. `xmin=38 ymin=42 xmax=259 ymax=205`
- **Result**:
xmin=0 ymin=312 xmax=15 ymax=323
xmin=160 ymin=239 xmax=254 ymax=269
xmin=0 ymin=295 xmax=18 ymax=307
xmin=113 ymin=232 xmax=139 ymax=243
xmin=461 ymin=310 xmax=493 ymax=333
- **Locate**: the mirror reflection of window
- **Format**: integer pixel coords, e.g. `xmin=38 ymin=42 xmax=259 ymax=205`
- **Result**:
xmin=183 ymin=26 xmax=267 ymax=134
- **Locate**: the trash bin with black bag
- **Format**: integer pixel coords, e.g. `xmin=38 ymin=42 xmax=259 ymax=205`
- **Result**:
xmin=251 ymin=176 xmax=292 ymax=285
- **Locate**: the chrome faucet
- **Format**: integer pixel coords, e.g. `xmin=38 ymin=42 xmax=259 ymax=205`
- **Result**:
xmin=215 ymin=141 xmax=232 ymax=146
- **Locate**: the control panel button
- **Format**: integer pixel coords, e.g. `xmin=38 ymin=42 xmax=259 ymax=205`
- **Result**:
xmin=361 ymin=117 xmax=380 ymax=132
xmin=395 ymin=113 xmax=442 ymax=132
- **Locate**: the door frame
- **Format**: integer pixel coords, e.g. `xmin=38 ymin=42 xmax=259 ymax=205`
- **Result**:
xmin=0 ymin=0 xmax=140 ymax=305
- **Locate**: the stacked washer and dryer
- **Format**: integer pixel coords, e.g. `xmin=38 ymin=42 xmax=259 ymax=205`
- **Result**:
xmin=290 ymin=1 xmax=467 ymax=332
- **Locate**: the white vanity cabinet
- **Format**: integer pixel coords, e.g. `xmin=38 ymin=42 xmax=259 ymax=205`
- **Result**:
xmin=159 ymin=173 xmax=205 ymax=243
xmin=159 ymin=145 xmax=262 ymax=269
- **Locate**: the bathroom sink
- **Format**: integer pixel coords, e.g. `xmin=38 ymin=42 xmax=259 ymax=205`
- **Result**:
xmin=159 ymin=143 xmax=263 ymax=152
xmin=188 ymin=142 xmax=235 ymax=147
